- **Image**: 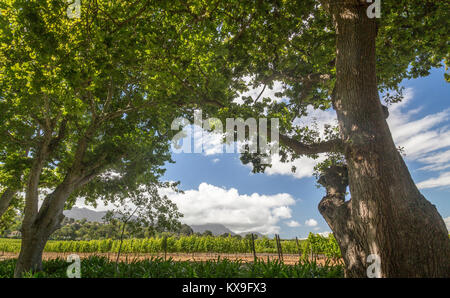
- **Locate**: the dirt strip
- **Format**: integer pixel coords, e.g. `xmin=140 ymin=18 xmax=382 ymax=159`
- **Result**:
xmin=0 ymin=252 xmax=342 ymax=266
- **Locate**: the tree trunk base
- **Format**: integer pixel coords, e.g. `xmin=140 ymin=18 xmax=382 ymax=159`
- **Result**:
xmin=318 ymin=165 xmax=450 ymax=278
xmin=14 ymin=235 xmax=46 ymax=277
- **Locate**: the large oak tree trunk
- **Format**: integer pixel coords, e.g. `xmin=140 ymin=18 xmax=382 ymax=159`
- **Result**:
xmin=14 ymin=124 xmax=97 ymax=277
xmin=14 ymin=213 xmax=66 ymax=277
xmin=14 ymin=184 xmax=70 ymax=277
xmin=14 ymin=226 xmax=51 ymax=275
xmin=320 ymin=2 xmax=450 ymax=277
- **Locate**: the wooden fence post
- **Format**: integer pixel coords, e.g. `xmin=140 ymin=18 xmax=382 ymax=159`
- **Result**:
xmin=295 ymin=237 xmax=301 ymax=258
xmin=275 ymin=234 xmax=283 ymax=262
xmin=279 ymin=235 xmax=283 ymax=262
xmin=251 ymin=233 xmax=257 ymax=263
xmin=275 ymin=234 xmax=280 ymax=261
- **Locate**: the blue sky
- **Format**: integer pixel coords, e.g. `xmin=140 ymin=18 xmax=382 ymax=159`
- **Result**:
xmin=160 ymin=67 xmax=450 ymax=239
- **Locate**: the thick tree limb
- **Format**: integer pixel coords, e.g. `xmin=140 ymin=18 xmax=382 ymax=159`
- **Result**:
xmin=48 ymin=118 xmax=68 ymax=152
xmin=317 ymin=165 xmax=350 ymax=226
xmin=3 ymin=131 xmax=33 ymax=147
xmin=34 ymin=181 xmax=74 ymax=235
xmin=22 ymin=134 xmax=53 ymax=228
xmin=279 ymin=72 xmax=331 ymax=85
xmin=279 ymin=134 xmax=344 ymax=155
xmin=0 ymin=188 xmax=17 ymax=218
xmin=382 ymin=105 xmax=389 ymax=119
xmin=101 ymin=100 xmax=158 ymax=122
xmin=258 ymin=71 xmax=332 ymax=105
xmin=316 ymin=165 xmax=360 ymax=277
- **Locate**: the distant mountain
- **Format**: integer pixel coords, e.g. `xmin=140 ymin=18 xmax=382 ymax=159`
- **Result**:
xmin=63 ymin=207 xmax=108 ymax=222
xmin=64 ymin=208 xmax=266 ymax=236
xmin=239 ymin=231 xmax=264 ymax=238
xmin=191 ymin=224 xmax=236 ymax=236
xmin=191 ymin=224 xmax=265 ymax=238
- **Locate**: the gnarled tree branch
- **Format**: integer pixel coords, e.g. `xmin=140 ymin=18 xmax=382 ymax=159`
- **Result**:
xmin=317 ymin=165 xmax=349 ymax=222
xmin=316 ymin=164 xmax=367 ymax=277
xmin=279 ymin=134 xmax=344 ymax=155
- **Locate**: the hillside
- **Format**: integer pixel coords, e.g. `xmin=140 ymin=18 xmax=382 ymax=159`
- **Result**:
xmin=63 ymin=207 xmax=264 ymax=236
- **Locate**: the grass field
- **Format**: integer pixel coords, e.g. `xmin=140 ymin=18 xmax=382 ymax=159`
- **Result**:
xmin=0 ymin=256 xmax=344 ymax=278
xmin=0 ymin=251 xmax=340 ymax=265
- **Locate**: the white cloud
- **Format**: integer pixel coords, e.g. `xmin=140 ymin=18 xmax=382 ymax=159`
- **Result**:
xmin=265 ymin=154 xmax=326 ymax=179
xmin=388 ymin=88 xmax=450 ymax=159
xmin=212 ymin=158 xmax=220 ymax=163
xmin=305 ymin=218 xmax=318 ymax=227
xmin=387 ymin=88 xmax=450 ymax=188
xmin=397 ymin=129 xmax=450 ymax=159
xmin=285 ymin=220 xmax=301 ymax=227
xmin=272 ymin=206 xmax=292 ymax=219
xmin=417 ymin=150 xmax=450 ymax=172
xmin=318 ymin=231 xmax=331 ymax=237
xmin=416 ymin=172 xmax=450 ymax=189
xmin=160 ymin=183 xmax=298 ymax=235
xmin=444 ymin=217 xmax=450 ymax=232
xmin=192 ymin=125 xmax=225 ymax=155
xmin=292 ymin=106 xmax=337 ymax=135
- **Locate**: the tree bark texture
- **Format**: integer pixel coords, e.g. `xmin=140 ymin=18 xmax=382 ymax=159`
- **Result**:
xmin=319 ymin=1 xmax=450 ymax=277
xmin=14 ymin=184 xmax=71 ymax=277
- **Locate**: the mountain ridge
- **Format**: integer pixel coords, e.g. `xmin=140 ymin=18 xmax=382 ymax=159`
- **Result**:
xmin=64 ymin=207 xmax=265 ymax=237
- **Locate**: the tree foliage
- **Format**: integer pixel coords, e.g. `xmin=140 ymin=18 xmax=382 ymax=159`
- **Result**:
xmin=202 ymin=0 xmax=450 ymax=172
xmin=0 ymin=0 xmax=246 ymax=225
xmin=0 ymin=0 xmax=449 ymax=276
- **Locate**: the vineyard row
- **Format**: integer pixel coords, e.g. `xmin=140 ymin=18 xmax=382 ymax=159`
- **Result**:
xmin=0 ymin=233 xmax=341 ymax=258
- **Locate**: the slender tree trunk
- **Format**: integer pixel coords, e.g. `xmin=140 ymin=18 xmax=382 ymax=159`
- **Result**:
xmin=320 ymin=1 xmax=450 ymax=277
xmin=115 ymin=207 xmax=139 ymax=274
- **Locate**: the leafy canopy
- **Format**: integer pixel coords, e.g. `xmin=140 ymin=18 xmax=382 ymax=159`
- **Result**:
xmin=0 ymin=0 xmax=246 ymax=212
xmin=0 ymin=0 xmax=448 ymax=208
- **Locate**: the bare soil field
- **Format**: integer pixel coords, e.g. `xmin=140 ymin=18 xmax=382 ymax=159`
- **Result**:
xmin=0 ymin=252 xmax=342 ymax=266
